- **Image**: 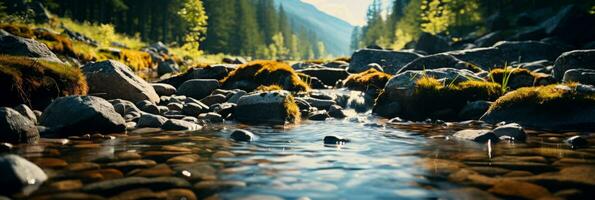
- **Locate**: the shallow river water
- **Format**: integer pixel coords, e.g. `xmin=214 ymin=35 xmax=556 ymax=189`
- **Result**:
xmin=8 ymin=91 xmax=595 ymax=200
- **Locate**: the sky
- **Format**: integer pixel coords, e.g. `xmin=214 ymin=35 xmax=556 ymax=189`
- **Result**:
xmin=301 ymin=0 xmax=390 ymax=26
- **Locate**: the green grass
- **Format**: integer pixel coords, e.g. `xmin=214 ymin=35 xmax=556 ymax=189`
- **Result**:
xmin=487 ymin=67 xmax=550 ymax=93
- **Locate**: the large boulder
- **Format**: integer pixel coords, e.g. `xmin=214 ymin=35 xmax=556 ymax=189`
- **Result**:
xmin=0 ymin=108 xmax=39 ymax=144
xmin=176 ymin=79 xmax=220 ymax=100
xmin=0 ymin=35 xmax=62 ymax=63
xmin=348 ymin=49 xmax=421 ymax=74
xmin=563 ymin=69 xmax=595 ymax=85
xmin=0 ymin=154 xmax=47 ymax=196
xmin=396 ymin=54 xmax=473 ymax=73
xmin=481 ymin=84 xmax=595 ymax=131
xmin=83 ymin=60 xmax=160 ymax=104
xmin=373 ymin=68 xmax=494 ymax=120
xmin=492 ymin=41 xmax=565 ymax=63
xmin=447 ymin=47 xmax=506 ymax=70
xmin=157 ymin=59 xmax=179 ymax=76
xmin=235 ymin=91 xmax=300 ymax=125
xmin=40 ymin=96 xmax=126 ymax=137
xmin=553 ymin=50 xmax=595 ymax=81
xmin=298 ymin=68 xmax=349 ymax=86
xmin=540 ymin=5 xmax=595 ymax=45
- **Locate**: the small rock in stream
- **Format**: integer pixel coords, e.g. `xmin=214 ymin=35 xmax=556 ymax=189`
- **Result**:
xmin=452 ymin=129 xmax=499 ymax=143
xmin=324 ymin=136 xmax=350 ymax=145
xmin=0 ymin=154 xmax=48 ymax=196
xmin=565 ymin=136 xmax=588 ymax=148
xmin=492 ymin=123 xmax=526 ymax=142
xmin=230 ymin=129 xmax=256 ymax=142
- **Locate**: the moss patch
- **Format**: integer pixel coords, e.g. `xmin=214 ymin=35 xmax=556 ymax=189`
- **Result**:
xmin=256 ymin=85 xmax=283 ymax=92
xmin=221 ymin=60 xmax=309 ymax=92
xmin=397 ymin=76 xmax=502 ymax=120
xmin=0 ymin=55 xmax=88 ymax=109
xmin=487 ymin=67 xmax=552 ymax=90
xmin=284 ymin=94 xmax=301 ymax=124
xmin=488 ymin=83 xmax=595 ymax=112
xmin=343 ymin=68 xmax=393 ymax=91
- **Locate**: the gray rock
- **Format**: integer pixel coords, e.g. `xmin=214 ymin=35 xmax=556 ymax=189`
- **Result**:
xmin=235 ymin=91 xmax=299 ymax=125
xmin=458 ymin=101 xmax=492 ymax=120
xmin=413 ymin=32 xmax=450 ymax=54
xmin=157 ymin=106 xmax=169 ymax=115
xmin=397 ymin=54 xmax=472 ymax=73
xmin=166 ymin=103 xmax=183 ymax=111
xmin=201 ymin=94 xmax=227 ymax=107
xmin=323 ymin=136 xmax=350 ymax=145
xmin=446 ymin=47 xmax=506 ymax=70
xmin=136 ymin=113 xmax=168 ymax=128
xmin=13 ymin=104 xmax=37 ymax=124
xmin=83 ymin=60 xmax=160 ymax=104
xmin=301 ymin=97 xmax=335 ymax=110
xmin=0 ymin=154 xmax=47 ymax=196
xmin=82 ymin=177 xmax=190 ymax=196
xmin=161 ymin=119 xmax=202 ymax=131
xmin=475 ymin=31 xmax=506 ymax=47
xmin=328 ymin=105 xmax=347 ymax=119
xmin=492 ymin=123 xmax=527 ymax=142
xmin=157 ymin=59 xmax=179 ymax=76
xmin=553 ymin=50 xmax=595 ymax=80
xmin=562 ymin=69 xmax=595 ymax=85
xmin=452 ymin=129 xmax=499 ymax=143
xmin=323 ymin=60 xmax=349 ymax=69
xmin=109 ymin=99 xmax=141 ymax=117
xmin=309 ymin=110 xmax=329 ymax=121
xmin=227 ymin=90 xmax=247 ymax=104
xmin=230 ymin=129 xmax=255 ymax=142
xmin=151 ymin=83 xmax=177 ymax=96
xmin=176 ymin=79 xmax=220 ymax=100
xmin=493 ymin=41 xmax=565 ymax=63
xmin=198 ymin=112 xmax=223 ymax=123
xmin=136 ymin=100 xmax=159 ymax=115
xmin=158 ymin=66 xmax=229 ymax=88
xmin=182 ymin=102 xmax=209 ymax=117
xmin=348 ymin=49 xmax=421 ymax=74
xmin=40 ymin=96 xmax=126 ymax=137
xmin=0 ymin=35 xmax=62 ymax=63
xmin=0 ymin=108 xmax=39 ymax=144
xmin=298 ymin=68 xmax=349 ymax=86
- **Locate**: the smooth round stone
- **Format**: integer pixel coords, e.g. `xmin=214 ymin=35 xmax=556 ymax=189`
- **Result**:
xmin=47 ymin=179 xmax=83 ymax=191
xmin=66 ymin=162 xmax=100 ymax=171
xmin=492 ymin=123 xmax=526 ymax=142
xmin=34 ymin=158 xmax=68 ymax=168
xmin=0 ymin=154 xmax=48 ymax=196
xmin=230 ymin=129 xmax=256 ymax=142
xmin=323 ymin=136 xmax=350 ymax=145
xmin=212 ymin=151 xmax=235 ymax=158
xmin=566 ymin=136 xmax=589 ymax=148
xmin=167 ymin=154 xmax=200 ymax=164
xmin=487 ymin=180 xmax=552 ymax=199
xmin=128 ymin=164 xmax=174 ymax=177
xmin=309 ymin=110 xmax=330 ymax=121
xmin=0 ymin=143 xmax=13 ymax=152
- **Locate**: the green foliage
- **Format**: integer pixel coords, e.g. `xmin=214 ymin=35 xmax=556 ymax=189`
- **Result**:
xmin=178 ymin=0 xmax=208 ymax=55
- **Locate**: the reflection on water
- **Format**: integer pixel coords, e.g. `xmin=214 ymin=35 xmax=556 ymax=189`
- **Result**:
xmin=8 ymin=102 xmax=595 ymax=199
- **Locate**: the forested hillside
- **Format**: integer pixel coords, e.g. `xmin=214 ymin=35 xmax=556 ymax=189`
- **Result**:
xmin=2 ymin=0 xmax=327 ymax=60
xmin=353 ymin=0 xmax=595 ymax=50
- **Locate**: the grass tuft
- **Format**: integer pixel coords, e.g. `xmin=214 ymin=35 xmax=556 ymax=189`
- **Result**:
xmin=256 ymin=85 xmax=283 ymax=92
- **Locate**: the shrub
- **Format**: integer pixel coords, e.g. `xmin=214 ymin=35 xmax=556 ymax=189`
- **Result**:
xmin=0 ymin=55 xmax=88 ymax=109
xmin=221 ymin=60 xmax=309 ymax=92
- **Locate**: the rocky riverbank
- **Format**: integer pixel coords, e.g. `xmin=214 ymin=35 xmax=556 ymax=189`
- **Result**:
xmin=1 ymin=3 xmax=595 ymax=199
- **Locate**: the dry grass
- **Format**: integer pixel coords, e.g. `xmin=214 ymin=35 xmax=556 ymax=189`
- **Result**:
xmin=284 ymin=94 xmax=301 ymax=124
xmin=0 ymin=55 xmax=88 ymax=109
xmin=98 ymin=49 xmax=153 ymax=71
xmin=221 ymin=60 xmax=309 ymax=92
xmin=343 ymin=68 xmax=393 ymax=91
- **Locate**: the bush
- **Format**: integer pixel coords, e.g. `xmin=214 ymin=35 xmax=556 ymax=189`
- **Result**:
xmin=0 ymin=55 xmax=88 ymax=109
xmin=221 ymin=60 xmax=309 ymax=92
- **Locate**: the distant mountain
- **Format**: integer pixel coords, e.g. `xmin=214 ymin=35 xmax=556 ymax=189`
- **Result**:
xmin=275 ymin=0 xmax=353 ymax=56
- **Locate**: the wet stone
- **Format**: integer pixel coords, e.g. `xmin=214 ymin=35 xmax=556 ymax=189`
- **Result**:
xmin=309 ymin=110 xmax=330 ymax=121
xmin=34 ymin=158 xmax=68 ymax=169
xmin=323 ymin=136 xmax=350 ymax=145
xmin=487 ymin=180 xmax=552 ymax=199
xmin=47 ymin=180 xmax=83 ymax=191
xmin=212 ymin=151 xmax=235 ymax=159
xmin=66 ymin=162 xmax=100 ymax=171
xmin=566 ymin=135 xmax=589 ymax=149
xmin=492 ymin=123 xmax=526 ymax=142
xmin=162 ymin=119 xmax=202 ymax=131
xmin=103 ymin=159 xmax=157 ymax=172
xmin=173 ymin=163 xmax=217 ymax=181
xmin=230 ymin=129 xmax=256 ymax=142
xmin=28 ymin=192 xmax=105 ymax=200
xmin=452 ymin=129 xmax=499 ymax=143
xmin=128 ymin=164 xmax=173 ymax=177
xmin=167 ymin=154 xmax=200 ymax=164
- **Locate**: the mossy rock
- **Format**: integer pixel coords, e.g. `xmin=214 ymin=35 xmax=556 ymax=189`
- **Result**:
xmin=235 ymin=90 xmax=301 ymax=125
xmin=221 ymin=60 xmax=309 ymax=92
xmin=374 ymin=75 xmax=501 ymax=121
xmin=481 ymin=84 xmax=595 ymax=131
xmin=343 ymin=68 xmax=392 ymax=97
xmin=0 ymin=55 xmax=88 ymax=110
xmin=487 ymin=67 xmax=553 ymax=90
